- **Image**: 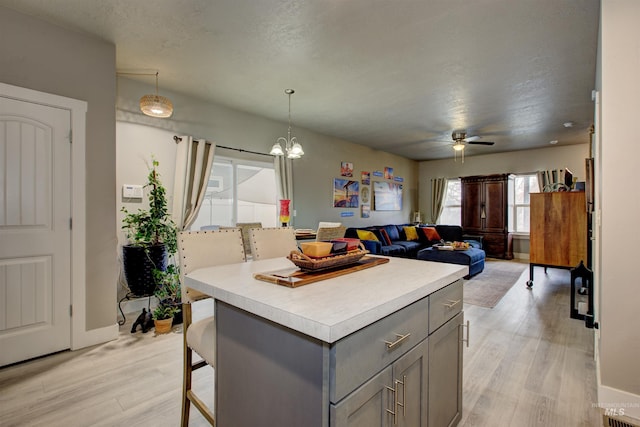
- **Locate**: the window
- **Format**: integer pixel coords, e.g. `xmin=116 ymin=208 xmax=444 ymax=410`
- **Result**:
xmin=511 ymin=174 xmax=539 ymax=233
xmin=189 ymin=157 xmax=277 ymax=230
xmin=439 ymin=179 xmax=461 ymax=226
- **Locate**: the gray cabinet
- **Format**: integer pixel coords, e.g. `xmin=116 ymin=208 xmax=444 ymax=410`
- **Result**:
xmin=429 ymin=312 xmax=464 ymax=427
xmin=331 ymin=339 xmax=429 ymax=427
xmin=214 ymin=279 xmax=465 ymax=427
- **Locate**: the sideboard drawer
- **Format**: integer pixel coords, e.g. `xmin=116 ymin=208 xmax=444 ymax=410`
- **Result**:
xmin=429 ymin=279 xmax=463 ymax=333
xmin=330 ymin=295 xmax=429 ymax=403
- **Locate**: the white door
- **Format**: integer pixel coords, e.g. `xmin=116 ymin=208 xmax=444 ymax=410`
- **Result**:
xmin=0 ymin=95 xmax=71 ymax=366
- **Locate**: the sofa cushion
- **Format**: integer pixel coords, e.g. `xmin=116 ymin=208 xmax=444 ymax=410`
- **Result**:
xmin=356 ymin=229 xmax=379 ymax=241
xmin=382 ymin=225 xmax=400 ymax=242
xmin=378 ymin=228 xmax=392 ymax=246
xmin=380 ymin=244 xmax=406 ymax=256
xmin=394 ymin=241 xmax=422 ymax=253
xmin=420 ymin=227 xmax=441 ymax=242
xmin=403 ymin=226 xmax=419 ymax=241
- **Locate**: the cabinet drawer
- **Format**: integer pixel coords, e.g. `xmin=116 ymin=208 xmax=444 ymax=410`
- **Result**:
xmin=429 ymin=279 xmax=463 ymax=333
xmin=330 ymin=296 xmax=429 ymax=403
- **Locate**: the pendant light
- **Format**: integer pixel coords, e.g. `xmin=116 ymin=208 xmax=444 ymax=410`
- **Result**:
xmin=139 ymin=72 xmax=173 ymax=118
xmin=270 ymin=89 xmax=304 ymax=159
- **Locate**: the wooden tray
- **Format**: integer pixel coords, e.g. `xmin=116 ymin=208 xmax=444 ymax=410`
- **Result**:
xmin=254 ymin=256 xmax=390 ymax=288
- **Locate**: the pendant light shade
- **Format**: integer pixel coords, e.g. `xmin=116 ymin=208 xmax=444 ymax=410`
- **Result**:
xmin=140 ymin=93 xmax=173 ymax=118
xmin=139 ymin=72 xmax=173 ymax=118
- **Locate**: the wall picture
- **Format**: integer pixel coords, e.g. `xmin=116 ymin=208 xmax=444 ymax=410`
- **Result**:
xmin=333 ymin=178 xmax=359 ymax=208
xmin=361 ymin=186 xmax=370 ymax=204
xmin=373 ymin=181 xmax=402 ymax=211
xmin=384 ymin=166 xmax=394 ymax=180
xmin=361 ymin=204 xmax=370 ymax=218
xmin=341 ymin=161 xmax=354 ymax=177
xmin=361 ymin=171 xmax=370 ymax=185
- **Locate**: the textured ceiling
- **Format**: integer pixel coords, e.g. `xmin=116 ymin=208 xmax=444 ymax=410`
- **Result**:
xmin=1 ymin=0 xmax=600 ymax=160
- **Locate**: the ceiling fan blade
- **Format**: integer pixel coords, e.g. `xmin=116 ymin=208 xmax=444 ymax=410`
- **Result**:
xmin=468 ymin=141 xmax=495 ymax=146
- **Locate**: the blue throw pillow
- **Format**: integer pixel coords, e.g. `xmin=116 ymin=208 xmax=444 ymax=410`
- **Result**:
xmin=383 ymin=224 xmax=400 ymax=241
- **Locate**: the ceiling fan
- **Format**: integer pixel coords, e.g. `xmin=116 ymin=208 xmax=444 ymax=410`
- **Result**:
xmin=451 ymin=131 xmax=495 ymax=163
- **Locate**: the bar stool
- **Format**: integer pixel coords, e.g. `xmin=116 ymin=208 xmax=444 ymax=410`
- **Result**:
xmin=178 ymin=228 xmax=246 ymax=426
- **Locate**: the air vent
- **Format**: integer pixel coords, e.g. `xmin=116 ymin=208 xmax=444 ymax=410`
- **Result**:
xmin=603 ymin=413 xmax=640 ymax=427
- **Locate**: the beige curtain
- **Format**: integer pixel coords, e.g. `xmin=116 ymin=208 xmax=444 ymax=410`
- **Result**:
xmin=430 ymin=177 xmax=447 ymax=224
xmin=172 ymin=136 xmax=215 ymax=230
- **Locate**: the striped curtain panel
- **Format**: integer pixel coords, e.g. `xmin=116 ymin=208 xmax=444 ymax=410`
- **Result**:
xmin=430 ymin=177 xmax=447 ymax=224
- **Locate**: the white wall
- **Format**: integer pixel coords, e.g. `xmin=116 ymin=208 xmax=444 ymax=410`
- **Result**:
xmin=599 ymin=0 xmax=640 ymax=417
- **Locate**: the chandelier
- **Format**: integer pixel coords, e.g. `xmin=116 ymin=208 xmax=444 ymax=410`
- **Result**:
xmin=270 ymin=89 xmax=304 ymax=159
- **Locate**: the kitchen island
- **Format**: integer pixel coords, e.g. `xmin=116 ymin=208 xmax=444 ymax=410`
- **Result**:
xmin=185 ymin=255 xmax=467 ymax=426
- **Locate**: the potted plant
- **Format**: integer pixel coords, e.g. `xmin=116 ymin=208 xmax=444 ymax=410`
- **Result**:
xmin=152 ymin=302 xmax=180 ymax=334
xmin=153 ymin=264 xmax=183 ymax=324
xmin=121 ymin=159 xmax=178 ymax=296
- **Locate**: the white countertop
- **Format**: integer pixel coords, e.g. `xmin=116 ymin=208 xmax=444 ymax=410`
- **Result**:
xmin=185 ymin=256 xmax=467 ymax=343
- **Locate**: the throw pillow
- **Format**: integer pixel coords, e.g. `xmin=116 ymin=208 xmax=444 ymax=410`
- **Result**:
xmin=421 ymin=227 xmax=441 ymax=241
xmin=403 ymin=226 xmax=419 ymax=241
xmin=379 ymin=228 xmax=392 ymax=246
xmin=356 ymin=229 xmax=379 ymax=242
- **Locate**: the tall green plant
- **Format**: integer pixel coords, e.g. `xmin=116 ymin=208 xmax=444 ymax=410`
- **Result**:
xmin=121 ymin=159 xmax=177 ymax=255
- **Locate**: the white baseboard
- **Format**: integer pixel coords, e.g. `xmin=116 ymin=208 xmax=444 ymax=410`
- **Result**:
xmin=513 ymin=252 xmax=530 ymax=260
xmin=71 ymin=323 xmax=118 ymax=350
xmin=598 ymin=385 xmax=640 ymax=421
xmin=119 ymin=296 xmax=158 ymax=320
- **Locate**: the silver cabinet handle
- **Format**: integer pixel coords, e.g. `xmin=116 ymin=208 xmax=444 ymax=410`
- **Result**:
xmin=384 ymin=332 xmax=411 ymax=350
xmin=443 ymin=299 xmax=461 ymax=309
xmin=385 ymin=375 xmax=406 ymax=425
xmin=460 ymin=320 xmax=470 ymax=348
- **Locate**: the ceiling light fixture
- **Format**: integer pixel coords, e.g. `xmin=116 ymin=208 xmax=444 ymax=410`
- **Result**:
xmin=270 ymin=89 xmax=304 ymax=159
xmin=452 ymin=132 xmax=466 ymax=163
xmin=139 ymin=72 xmax=173 ymax=118
xmin=563 ymin=121 xmax=574 ymax=128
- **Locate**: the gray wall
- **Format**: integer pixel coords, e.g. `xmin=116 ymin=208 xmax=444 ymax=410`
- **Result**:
xmin=0 ymin=6 xmax=117 ymax=330
xmin=116 ymin=77 xmax=418 ymax=233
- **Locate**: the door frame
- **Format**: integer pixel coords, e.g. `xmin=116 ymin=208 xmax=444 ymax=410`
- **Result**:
xmin=0 ymin=82 xmax=108 ymax=350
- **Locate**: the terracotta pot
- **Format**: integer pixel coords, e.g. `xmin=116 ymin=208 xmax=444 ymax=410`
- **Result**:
xmin=154 ymin=317 xmax=173 ymax=334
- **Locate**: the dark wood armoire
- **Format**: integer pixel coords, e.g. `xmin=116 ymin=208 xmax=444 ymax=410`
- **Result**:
xmin=461 ymin=174 xmax=514 ymax=259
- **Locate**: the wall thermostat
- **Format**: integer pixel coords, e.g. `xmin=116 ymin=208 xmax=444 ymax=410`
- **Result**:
xmin=122 ymin=184 xmax=144 ymax=199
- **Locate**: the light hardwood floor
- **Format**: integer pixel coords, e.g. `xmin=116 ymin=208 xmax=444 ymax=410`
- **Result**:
xmin=0 ymin=262 xmax=600 ymax=426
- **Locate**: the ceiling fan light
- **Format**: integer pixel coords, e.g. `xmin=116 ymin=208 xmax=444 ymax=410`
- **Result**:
xmin=140 ymin=94 xmax=173 ymax=118
xmin=270 ymin=142 xmax=284 ymax=156
xmin=452 ymin=143 xmax=465 ymax=151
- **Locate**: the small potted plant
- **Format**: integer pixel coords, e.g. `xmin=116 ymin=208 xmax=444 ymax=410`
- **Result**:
xmin=153 ymin=264 xmax=182 ymax=324
xmin=121 ymin=159 xmax=178 ymax=296
xmin=152 ymin=302 xmax=181 ymax=334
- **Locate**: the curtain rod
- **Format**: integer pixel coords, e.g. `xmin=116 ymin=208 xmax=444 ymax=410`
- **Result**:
xmin=173 ymin=136 xmax=272 ymax=157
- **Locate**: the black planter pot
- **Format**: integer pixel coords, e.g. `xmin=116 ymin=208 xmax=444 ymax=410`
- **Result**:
xmin=122 ymin=244 xmax=167 ymax=296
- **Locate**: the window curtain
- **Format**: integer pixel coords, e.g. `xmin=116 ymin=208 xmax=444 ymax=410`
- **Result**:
xmin=172 ymin=136 xmax=215 ymax=230
xmin=430 ymin=177 xmax=447 ymax=224
xmin=274 ymin=155 xmax=293 ymax=213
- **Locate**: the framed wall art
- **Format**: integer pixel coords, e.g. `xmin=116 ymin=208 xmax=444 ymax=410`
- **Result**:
xmin=373 ymin=181 xmax=402 ymax=211
xmin=333 ymin=178 xmax=359 ymax=208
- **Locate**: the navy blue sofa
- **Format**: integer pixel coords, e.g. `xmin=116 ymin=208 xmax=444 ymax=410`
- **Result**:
xmin=344 ymin=224 xmax=485 ymax=276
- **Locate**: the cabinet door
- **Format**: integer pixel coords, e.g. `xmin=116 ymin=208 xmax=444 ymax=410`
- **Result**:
xmin=483 ymin=180 xmax=506 ymax=232
xmin=428 ymin=312 xmax=464 ymax=427
xmin=462 ymin=181 xmax=483 ymax=231
xmin=331 ymin=367 xmax=393 ymax=427
xmin=394 ymin=339 xmax=429 ymax=427
xmin=331 ymin=339 xmax=430 ymax=427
